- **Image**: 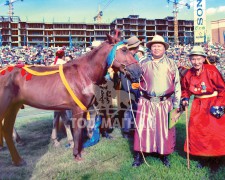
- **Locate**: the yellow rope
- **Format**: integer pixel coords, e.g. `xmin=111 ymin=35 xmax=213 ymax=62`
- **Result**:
xmin=22 ymin=66 xmax=59 ymax=76
xmin=59 ymin=64 xmax=90 ymax=120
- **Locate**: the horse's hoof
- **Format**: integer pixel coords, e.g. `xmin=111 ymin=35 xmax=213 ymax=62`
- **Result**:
xmin=74 ymin=155 xmax=84 ymax=162
xmin=12 ymin=159 xmax=27 ymax=166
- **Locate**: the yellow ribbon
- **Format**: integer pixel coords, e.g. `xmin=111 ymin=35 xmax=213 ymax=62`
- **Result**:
xmin=22 ymin=66 xmax=59 ymax=76
xmin=59 ymin=65 xmax=90 ymax=120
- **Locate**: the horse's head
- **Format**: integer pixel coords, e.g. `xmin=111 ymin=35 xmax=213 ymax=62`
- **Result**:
xmin=106 ymin=30 xmax=143 ymax=83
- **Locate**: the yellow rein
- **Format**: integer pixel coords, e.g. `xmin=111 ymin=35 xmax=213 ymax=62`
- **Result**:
xmin=21 ymin=65 xmax=90 ymax=120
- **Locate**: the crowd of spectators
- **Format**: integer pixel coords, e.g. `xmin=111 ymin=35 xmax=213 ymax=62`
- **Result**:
xmin=0 ymin=42 xmax=225 ymax=79
xmin=0 ymin=45 xmax=85 ymax=67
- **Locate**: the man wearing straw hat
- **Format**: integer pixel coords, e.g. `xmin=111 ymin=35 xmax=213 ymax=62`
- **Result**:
xmin=132 ymin=35 xmax=181 ymax=167
xmin=181 ymin=45 xmax=225 ymax=169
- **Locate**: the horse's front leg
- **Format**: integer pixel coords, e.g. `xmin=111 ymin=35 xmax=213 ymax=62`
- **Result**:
xmin=72 ymin=109 xmax=84 ymax=161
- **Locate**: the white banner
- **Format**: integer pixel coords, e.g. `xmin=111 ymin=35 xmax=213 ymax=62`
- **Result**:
xmin=194 ymin=0 xmax=206 ymax=43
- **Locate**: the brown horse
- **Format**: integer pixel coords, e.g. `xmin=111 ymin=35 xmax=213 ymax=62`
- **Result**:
xmin=0 ymin=31 xmax=142 ymax=166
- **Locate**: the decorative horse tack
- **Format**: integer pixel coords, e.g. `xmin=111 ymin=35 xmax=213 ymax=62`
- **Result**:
xmin=1 ymin=64 xmax=90 ymax=119
xmin=0 ymin=30 xmax=143 ymax=166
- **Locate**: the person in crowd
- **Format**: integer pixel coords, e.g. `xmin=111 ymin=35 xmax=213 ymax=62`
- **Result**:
xmin=120 ymin=36 xmax=141 ymax=139
xmin=132 ymin=35 xmax=181 ymax=168
xmin=136 ymin=45 xmax=149 ymax=63
xmin=181 ymin=46 xmax=225 ymax=169
xmin=89 ymin=40 xmax=114 ymax=139
xmin=51 ymin=49 xmax=67 ymax=65
xmin=50 ymin=50 xmax=74 ymax=147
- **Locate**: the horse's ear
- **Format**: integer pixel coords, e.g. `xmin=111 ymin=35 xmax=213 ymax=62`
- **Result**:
xmin=106 ymin=33 xmax=114 ymax=44
xmin=114 ymin=29 xmax=121 ymax=40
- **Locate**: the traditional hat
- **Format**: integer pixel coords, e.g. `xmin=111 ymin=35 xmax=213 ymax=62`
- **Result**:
xmin=189 ymin=46 xmax=207 ymax=57
xmin=90 ymin=41 xmax=102 ymax=48
xmin=55 ymin=50 xmax=65 ymax=58
xmin=53 ymin=50 xmax=65 ymax=65
xmin=146 ymin=35 xmax=169 ymax=50
xmin=127 ymin=36 xmax=141 ymax=49
xmin=138 ymin=45 xmax=145 ymax=54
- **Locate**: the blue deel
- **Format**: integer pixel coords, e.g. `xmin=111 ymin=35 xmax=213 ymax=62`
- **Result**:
xmin=83 ymin=115 xmax=102 ymax=148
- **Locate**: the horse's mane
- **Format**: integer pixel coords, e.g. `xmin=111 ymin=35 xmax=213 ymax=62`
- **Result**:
xmin=65 ymin=41 xmax=109 ymax=66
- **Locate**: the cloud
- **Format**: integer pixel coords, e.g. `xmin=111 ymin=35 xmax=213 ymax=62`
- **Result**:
xmin=206 ymin=6 xmax=225 ymax=15
xmin=207 ymin=8 xmax=217 ymax=15
xmin=218 ymin=6 xmax=225 ymax=12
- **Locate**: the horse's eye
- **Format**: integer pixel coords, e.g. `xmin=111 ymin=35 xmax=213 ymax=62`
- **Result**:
xmin=121 ymin=47 xmax=127 ymax=52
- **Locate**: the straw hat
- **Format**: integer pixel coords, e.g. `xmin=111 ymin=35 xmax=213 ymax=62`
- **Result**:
xmin=137 ymin=45 xmax=145 ymax=54
xmin=146 ymin=35 xmax=169 ymax=50
xmin=90 ymin=41 xmax=102 ymax=48
xmin=127 ymin=36 xmax=141 ymax=49
xmin=189 ymin=46 xmax=207 ymax=57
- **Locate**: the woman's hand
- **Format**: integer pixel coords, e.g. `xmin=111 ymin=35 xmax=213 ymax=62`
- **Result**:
xmin=182 ymin=100 xmax=189 ymax=107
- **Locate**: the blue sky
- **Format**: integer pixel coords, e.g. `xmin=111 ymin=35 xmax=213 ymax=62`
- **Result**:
xmin=0 ymin=0 xmax=224 ymax=28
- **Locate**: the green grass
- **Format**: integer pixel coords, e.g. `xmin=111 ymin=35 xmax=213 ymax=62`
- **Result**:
xmin=0 ymin=108 xmax=225 ymax=180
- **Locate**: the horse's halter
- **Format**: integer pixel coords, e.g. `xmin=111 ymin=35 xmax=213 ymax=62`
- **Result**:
xmin=112 ymin=48 xmax=138 ymax=75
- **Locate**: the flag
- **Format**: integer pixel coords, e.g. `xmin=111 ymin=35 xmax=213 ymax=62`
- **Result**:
xmin=23 ymin=35 xmax=26 ymax=46
xmin=164 ymin=36 xmax=168 ymax=43
xmin=204 ymin=33 xmax=206 ymax=43
xmin=47 ymin=36 xmax=49 ymax=47
xmin=0 ymin=31 xmax=2 ymax=47
xmin=90 ymin=37 xmax=92 ymax=46
xmin=223 ymin=30 xmax=225 ymax=44
xmin=69 ymin=33 xmax=73 ymax=49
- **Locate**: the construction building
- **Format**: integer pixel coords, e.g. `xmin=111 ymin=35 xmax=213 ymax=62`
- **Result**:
xmin=211 ymin=19 xmax=225 ymax=45
xmin=0 ymin=15 xmax=194 ymax=47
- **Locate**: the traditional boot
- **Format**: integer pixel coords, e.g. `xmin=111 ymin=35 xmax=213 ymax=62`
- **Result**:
xmin=132 ymin=151 xmax=143 ymax=167
xmin=101 ymin=131 xmax=113 ymax=139
xmin=196 ymin=157 xmax=208 ymax=169
xmin=160 ymin=155 xmax=171 ymax=168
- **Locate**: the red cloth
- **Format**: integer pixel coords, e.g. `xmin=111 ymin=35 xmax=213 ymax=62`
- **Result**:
xmin=54 ymin=50 xmax=65 ymax=65
xmin=182 ymin=64 xmax=225 ymax=156
xmin=53 ymin=56 xmax=58 ymax=65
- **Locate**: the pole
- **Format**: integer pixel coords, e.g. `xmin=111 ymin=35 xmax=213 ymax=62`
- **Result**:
xmin=173 ymin=2 xmax=178 ymax=46
xmin=185 ymin=106 xmax=190 ymax=169
xmin=0 ymin=30 xmax=2 ymax=47
xmin=47 ymin=36 xmax=49 ymax=47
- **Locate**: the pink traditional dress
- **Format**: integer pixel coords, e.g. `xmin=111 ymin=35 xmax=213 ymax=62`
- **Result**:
xmin=134 ymin=55 xmax=181 ymax=155
xmin=182 ymin=64 xmax=225 ymax=156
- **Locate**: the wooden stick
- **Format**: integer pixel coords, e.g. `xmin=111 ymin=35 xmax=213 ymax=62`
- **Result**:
xmin=185 ymin=106 xmax=190 ymax=169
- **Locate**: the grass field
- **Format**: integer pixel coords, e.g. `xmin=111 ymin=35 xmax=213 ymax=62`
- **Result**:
xmin=0 ymin=107 xmax=225 ymax=180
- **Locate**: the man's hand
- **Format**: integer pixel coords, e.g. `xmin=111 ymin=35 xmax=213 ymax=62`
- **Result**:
xmin=182 ymin=100 xmax=189 ymax=107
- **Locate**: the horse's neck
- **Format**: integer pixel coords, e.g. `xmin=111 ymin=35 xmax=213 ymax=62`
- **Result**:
xmin=81 ymin=44 xmax=111 ymax=84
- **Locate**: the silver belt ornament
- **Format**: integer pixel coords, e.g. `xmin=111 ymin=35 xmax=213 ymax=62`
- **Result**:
xmin=149 ymin=96 xmax=167 ymax=103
